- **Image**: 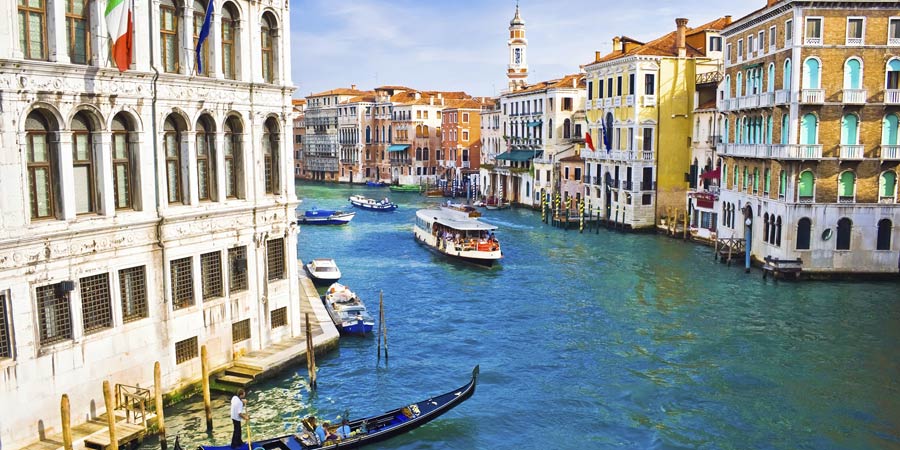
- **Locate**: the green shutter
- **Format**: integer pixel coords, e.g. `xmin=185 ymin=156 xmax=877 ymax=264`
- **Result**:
xmin=839 ymin=171 xmax=855 ymax=197
xmin=882 ymin=172 xmax=897 ymax=198
xmin=798 ymin=171 xmax=814 ymax=197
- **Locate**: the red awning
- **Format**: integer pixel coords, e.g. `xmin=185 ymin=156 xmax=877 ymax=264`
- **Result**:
xmin=699 ymin=168 xmax=721 ymax=180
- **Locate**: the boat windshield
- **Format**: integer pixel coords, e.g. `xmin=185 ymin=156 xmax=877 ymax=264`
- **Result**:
xmin=314 ymin=267 xmax=338 ymax=272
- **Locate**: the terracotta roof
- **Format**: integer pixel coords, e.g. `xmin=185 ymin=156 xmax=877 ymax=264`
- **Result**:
xmin=345 ymin=94 xmax=377 ymax=103
xmin=509 ymin=74 xmax=585 ymax=95
xmin=443 ymin=99 xmax=483 ymax=110
xmin=587 ymin=16 xmax=729 ymax=66
xmin=292 ymin=99 xmax=306 ymax=105
xmin=308 ymin=87 xmax=369 ymax=97
xmin=559 ymin=155 xmax=584 ymax=163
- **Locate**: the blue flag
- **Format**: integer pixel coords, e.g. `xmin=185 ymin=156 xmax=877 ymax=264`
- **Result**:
xmin=195 ymin=0 xmax=214 ymax=74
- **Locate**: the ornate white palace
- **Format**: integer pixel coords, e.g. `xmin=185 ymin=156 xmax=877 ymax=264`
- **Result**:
xmin=0 ymin=0 xmax=298 ymax=447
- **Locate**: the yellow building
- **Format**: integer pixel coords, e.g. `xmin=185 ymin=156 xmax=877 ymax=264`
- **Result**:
xmin=583 ymin=17 xmax=729 ymax=229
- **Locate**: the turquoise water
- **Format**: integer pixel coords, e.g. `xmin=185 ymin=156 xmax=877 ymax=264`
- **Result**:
xmin=155 ymin=182 xmax=899 ymax=450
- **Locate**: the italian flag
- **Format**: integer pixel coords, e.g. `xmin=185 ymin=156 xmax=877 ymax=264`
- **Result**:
xmin=105 ymin=0 xmax=133 ymax=72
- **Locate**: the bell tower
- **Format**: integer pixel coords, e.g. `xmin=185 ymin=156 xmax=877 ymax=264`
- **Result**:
xmin=507 ymin=4 xmax=528 ymax=91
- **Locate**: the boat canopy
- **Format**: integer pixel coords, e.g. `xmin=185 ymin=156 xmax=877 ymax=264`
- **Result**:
xmin=419 ymin=208 xmax=497 ymax=231
xmin=387 ymin=144 xmax=411 ymax=152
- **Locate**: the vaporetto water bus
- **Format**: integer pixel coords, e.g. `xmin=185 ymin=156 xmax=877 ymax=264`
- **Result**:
xmin=413 ymin=207 xmax=502 ymax=266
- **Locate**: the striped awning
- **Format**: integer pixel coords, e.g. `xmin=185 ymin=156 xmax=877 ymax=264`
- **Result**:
xmin=527 ymin=121 xmax=542 ymax=127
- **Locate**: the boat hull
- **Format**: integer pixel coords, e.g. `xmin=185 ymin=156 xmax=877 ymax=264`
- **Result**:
xmin=413 ymin=227 xmax=501 ymax=267
xmin=298 ymin=212 xmax=355 ymax=225
xmin=349 ymin=196 xmax=397 ymax=212
xmin=340 ymin=319 xmax=374 ymax=335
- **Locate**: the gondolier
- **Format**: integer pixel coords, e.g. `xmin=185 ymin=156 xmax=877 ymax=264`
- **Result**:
xmin=230 ymin=389 xmax=249 ymax=448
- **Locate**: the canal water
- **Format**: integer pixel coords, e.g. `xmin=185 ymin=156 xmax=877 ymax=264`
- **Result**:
xmin=154 ymin=182 xmax=899 ymax=450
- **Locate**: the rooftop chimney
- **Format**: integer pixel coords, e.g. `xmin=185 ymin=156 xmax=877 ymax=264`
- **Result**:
xmin=438 ymin=93 xmax=443 ymax=99
xmin=725 ymin=15 xmax=732 ymax=24
xmin=612 ymin=36 xmax=622 ymax=53
xmin=675 ymin=18 xmax=688 ymax=58
xmin=595 ymin=51 xmax=601 ymax=61
xmin=351 ymin=84 xmax=357 ymax=90
xmin=429 ymin=96 xmax=434 ymax=105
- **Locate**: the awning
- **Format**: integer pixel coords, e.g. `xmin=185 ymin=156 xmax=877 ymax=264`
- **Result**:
xmin=699 ymin=168 xmax=721 ymax=180
xmin=387 ymin=144 xmax=411 ymax=152
xmin=527 ymin=121 xmax=542 ymax=128
xmin=496 ymin=150 xmax=543 ymax=161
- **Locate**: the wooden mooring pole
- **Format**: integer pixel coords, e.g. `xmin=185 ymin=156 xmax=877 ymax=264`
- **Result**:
xmin=380 ymin=292 xmax=388 ymax=360
xmin=61 ymin=394 xmax=73 ymax=450
xmin=305 ymin=312 xmax=317 ymax=390
xmin=200 ymin=345 xmax=212 ymax=433
xmin=154 ymin=362 xmax=167 ymax=450
xmin=102 ymin=380 xmax=119 ymax=450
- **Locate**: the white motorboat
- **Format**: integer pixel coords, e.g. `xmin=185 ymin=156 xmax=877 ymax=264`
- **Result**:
xmin=305 ymin=258 xmax=341 ymax=285
xmin=323 ymin=283 xmax=375 ymax=335
xmin=413 ymin=207 xmax=502 ymax=266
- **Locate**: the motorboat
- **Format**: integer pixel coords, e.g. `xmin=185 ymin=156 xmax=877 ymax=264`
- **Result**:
xmin=366 ymin=180 xmax=387 ymax=187
xmin=348 ymin=195 xmax=398 ymax=212
xmin=413 ymin=207 xmax=502 ymax=266
xmin=304 ymin=259 xmax=341 ymax=285
xmin=323 ymin=283 xmax=375 ymax=335
xmin=297 ymin=208 xmax=356 ymax=225
xmin=389 ymin=184 xmax=421 ymax=192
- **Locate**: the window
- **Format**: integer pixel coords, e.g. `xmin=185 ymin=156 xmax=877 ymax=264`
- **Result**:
xmin=779 ymin=170 xmax=787 ymax=198
xmin=759 ymin=31 xmax=765 ymax=53
xmin=224 ymin=116 xmax=242 ymax=199
xmin=66 ymin=0 xmax=90 ymax=64
xmin=710 ymin=36 xmax=722 ymax=52
xmin=80 ymin=273 xmax=112 ymax=335
xmin=164 ymin=115 xmax=184 ymax=204
xmin=232 ymin=319 xmax=250 ymax=343
xmin=563 ymin=98 xmax=573 ymax=111
xmin=737 ymin=39 xmax=743 ymax=58
xmin=72 ymin=112 xmax=96 ymax=214
xmin=192 ymin=0 xmax=210 ymax=76
xmin=726 ymin=43 xmax=732 ymax=62
xmin=160 ymin=0 xmax=179 ymax=73
xmin=261 ymin=13 xmax=277 ymax=83
xmin=644 ymin=74 xmax=655 ymax=95
xmin=798 ymin=170 xmax=814 ymax=201
xmin=836 ymin=218 xmax=852 ymax=250
xmin=841 ymin=114 xmax=859 ymax=146
xmin=462 ymin=113 xmax=469 ymax=123
xmin=769 ymin=26 xmax=776 ymax=48
xmin=462 ymin=131 xmax=469 ymax=141
xmin=607 ymin=78 xmax=613 ymax=97
xmin=26 ymin=110 xmax=55 ymax=220
xmin=200 ymin=251 xmax=222 ymax=300
xmin=887 ymin=59 xmax=900 ymax=90
xmin=227 ymin=246 xmax=248 ymax=294
xmin=170 ymin=257 xmax=194 ymax=309
xmin=642 ymin=128 xmax=653 ymax=151
xmin=196 ymin=116 xmax=215 ymax=201
xmin=890 ymin=18 xmax=900 ymax=45
xmin=846 ymin=17 xmax=864 ymax=45
xmin=768 ymin=63 xmax=775 ymax=92
xmin=785 ymin=19 xmax=793 ymax=44
xmin=18 ymin=0 xmax=47 ymax=60
xmin=175 ymin=337 xmax=198 ymax=364
xmin=267 ymin=238 xmax=284 ymax=281
xmin=748 ymin=35 xmax=755 ymax=53
xmin=796 ymin=217 xmax=811 ymax=250
xmin=119 ymin=266 xmax=147 ymax=323
xmin=587 ymin=81 xmax=593 ymax=99
xmin=0 ymin=293 xmax=10 ymax=359
xmin=37 ymin=284 xmax=72 ymax=346
xmin=805 ymin=17 xmax=823 ymax=45
xmin=597 ymin=79 xmax=604 ymax=99
xmin=844 ymin=58 xmax=862 ymax=90
xmin=628 ymin=74 xmax=635 ymax=95
xmin=616 ymin=77 xmax=622 ymax=96
xmin=877 ymin=219 xmax=892 ymax=250
xmin=881 ymin=171 xmax=897 ymax=200
xmin=112 ymin=114 xmax=135 ymax=210
xmin=263 ymin=117 xmax=280 ymax=194
xmin=764 ymin=168 xmax=771 ymax=195
xmin=270 ymin=307 xmax=287 ymax=328
xmin=221 ymin=3 xmax=237 ymax=79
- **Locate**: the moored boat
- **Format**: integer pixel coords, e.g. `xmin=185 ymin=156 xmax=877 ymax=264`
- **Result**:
xmin=298 ymin=208 xmax=356 ymax=225
xmin=366 ymin=180 xmax=387 ymax=187
xmin=389 ymin=184 xmax=421 ymax=192
xmin=195 ymin=366 xmax=478 ymax=450
xmin=424 ymin=188 xmax=444 ymax=198
xmin=323 ymin=283 xmax=375 ymax=335
xmin=304 ymin=259 xmax=341 ymax=285
xmin=413 ymin=207 xmax=501 ymax=266
xmin=348 ymin=195 xmax=398 ymax=212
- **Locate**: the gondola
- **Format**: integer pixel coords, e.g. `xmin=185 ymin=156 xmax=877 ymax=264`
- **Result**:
xmin=196 ymin=366 xmax=479 ymax=450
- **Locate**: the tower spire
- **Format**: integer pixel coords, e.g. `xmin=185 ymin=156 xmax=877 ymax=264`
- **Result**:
xmin=507 ymin=3 xmax=528 ymax=91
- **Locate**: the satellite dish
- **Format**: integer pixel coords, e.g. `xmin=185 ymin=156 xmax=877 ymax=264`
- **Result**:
xmin=821 ymin=228 xmax=833 ymax=241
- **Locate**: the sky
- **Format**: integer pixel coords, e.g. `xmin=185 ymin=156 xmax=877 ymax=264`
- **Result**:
xmin=290 ymin=0 xmax=764 ymax=98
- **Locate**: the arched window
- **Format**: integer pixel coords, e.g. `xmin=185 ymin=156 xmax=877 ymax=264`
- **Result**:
xmin=798 ymin=170 xmax=814 ymax=201
xmin=767 ymin=63 xmax=775 ymax=92
xmin=766 ymin=116 xmax=773 ymax=144
xmin=263 ymin=117 xmax=280 ymax=194
xmin=160 ymin=0 xmax=180 ymax=73
xmin=221 ymin=3 xmax=239 ymax=80
xmin=415 ymin=147 xmax=422 ymax=160
xmin=423 ymin=147 xmax=429 ymax=161
xmin=781 ymin=114 xmax=789 ymax=145
xmin=548 ymin=119 xmax=553 ymax=139
xmin=838 ymin=171 xmax=856 ymax=202
xmin=841 ymin=114 xmax=859 ymax=145
xmin=883 ymin=114 xmax=899 ymax=148
xmin=192 ymin=0 xmax=211 ymax=76
xmin=880 ymin=171 xmax=897 ymax=201
xmin=803 ymin=58 xmax=821 ymax=89
xmin=71 ymin=112 xmax=98 ymax=214
xmin=779 ymin=170 xmax=786 ymax=199
xmin=366 ymin=126 xmax=371 ymax=143
xmin=877 ymin=219 xmax=892 ymax=250
xmin=753 ymin=168 xmax=760 ymax=194
xmin=836 ymin=218 xmax=852 ymax=250
xmin=25 ymin=110 xmax=57 ymax=219
xmin=844 ymin=58 xmax=862 ymax=89
xmin=423 ymin=125 xmax=429 ymax=137
xmin=563 ymin=119 xmax=572 ymax=139
xmin=775 ymin=216 xmax=782 ymax=246
xmin=388 ymin=126 xmax=392 ymax=143
xmin=800 ymin=113 xmax=817 ymax=145
xmin=797 ymin=217 xmax=812 ymax=250
xmin=722 ymin=163 xmax=728 ymax=189
xmin=732 ymin=163 xmax=739 ymax=188
xmin=112 ymin=113 xmax=137 ymax=209
xmin=381 ymin=126 xmax=386 ymax=143
xmin=763 ymin=213 xmax=770 ymax=243
xmin=783 ymin=58 xmax=792 ymax=90
xmin=764 ymin=168 xmax=771 ymax=195
xmin=224 ymin=115 xmax=243 ymax=199
xmin=886 ymin=59 xmax=900 ymax=90
xmin=736 ymin=72 xmax=743 ymax=97
xmin=743 ymin=166 xmax=749 ymax=191
xmin=724 ymin=118 xmax=729 ymax=144
xmin=261 ymin=13 xmax=278 ymax=83
xmin=19 ymin=0 xmax=47 ymax=60
xmin=723 ymin=74 xmax=731 ymax=99
xmin=164 ymin=115 xmax=185 ymax=204
xmin=196 ymin=115 xmax=216 ymax=201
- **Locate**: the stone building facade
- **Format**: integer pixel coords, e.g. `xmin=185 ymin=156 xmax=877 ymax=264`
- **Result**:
xmin=0 ymin=0 xmax=297 ymax=447
xmin=717 ymin=0 xmax=899 ymax=273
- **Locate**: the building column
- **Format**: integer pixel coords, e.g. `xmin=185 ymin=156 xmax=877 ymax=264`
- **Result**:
xmin=210 ymin=9 xmax=224 ymax=79
xmin=180 ymin=3 xmax=194 ymax=76
xmin=54 ymin=131 xmax=76 ymax=220
xmin=150 ymin=0 xmax=162 ymax=72
xmin=48 ymin=0 xmax=68 ymax=63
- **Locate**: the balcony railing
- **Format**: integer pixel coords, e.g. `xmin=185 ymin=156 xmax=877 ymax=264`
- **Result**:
xmin=839 ymin=145 xmax=865 ymax=159
xmin=585 ymin=99 xmax=593 ymax=109
xmin=462 ymin=161 xmax=470 ymax=169
xmin=775 ymin=89 xmax=791 ymax=104
xmin=621 ymin=180 xmax=633 ymax=191
xmin=890 ymin=37 xmax=900 ymax=46
xmin=640 ymin=181 xmax=656 ymax=191
xmin=805 ymin=36 xmax=823 ymax=46
xmin=842 ymin=89 xmax=867 ymax=104
xmin=885 ymin=89 xmax=900 ymax=105
xmin=626 ymin=95 xmax=634 ymax=106
xmin=801 ymin=89 xmax=825 ymax=104
xmin=838 ymin=196 xmax=856 ymax=203
xmin=604 ymin=98 xmax=613 ymax=107
xmin=759 ymin=92 xmax=775 ymax=107
xmin=642 ymin=95 xmax=657 ymax=107
xmin=881 ymin=145 xmax=900 ymax=160
xmin=614 ymin=97 xmax=622 ymax=107
xmin=846 ymin=37 xmax=863 ymax=46
xmin=720 ymin=143 xmax=823 ymax=159
xmin=739 ymin=95 xmax=759 ymax=109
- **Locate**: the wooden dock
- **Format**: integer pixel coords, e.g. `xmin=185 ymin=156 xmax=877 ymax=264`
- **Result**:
xmin=22 ymin=410 xmax=156 ymax=450
xmin=714 ymin=237 xmax=746 ymax=266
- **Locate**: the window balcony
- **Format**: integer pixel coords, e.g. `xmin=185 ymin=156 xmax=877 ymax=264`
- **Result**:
xmin=881 ymin=145 xmax=900 ymax=160
xmin=775 ymin=89 xmax=791 ymax=104
xmin=642 ymin=95 xmax=657 ymax=107
xmin=804 ymin=36 xmax=823 ymax=46
xmin=839 ymin=144 xmax=865 ymax=160
xmin=801 ymin=89 xmax=824 ymax=104
xmin=604 ymin=98 xmax=613 ymax=107
xmin=842 ymin=89 xmax=867 ymax=104
xmin=885 ymin=89 xmax=900 ymax=105
xmin=585 ymin=99 xmax=593 ymax=109
xmin=626 ymin=95 xmax=634 ymax=106
xmin=759 ymin=92 xmax=775 ymax=107
xmin=838 ymin=195 xmax=855 ymax=204
xmin=639 ymin=150 xmax=654 ymax=161
xmin=720 ymin=143 xmax=823 ymax=159
xmin=739 ymin=95 xmax=759 ymax=109
xmin=846 ymin=37 xmax=863 ymax=46
xmin=890 ymin=37 xmax=900 ymax=46
xmin=614 ymin=97 xmax=622 ymax=107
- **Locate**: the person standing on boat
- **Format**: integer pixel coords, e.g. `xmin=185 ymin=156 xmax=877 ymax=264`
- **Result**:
xmin=337 ymin=418 xmax=351 ymax=439
xmin=230 ymin=389 xmax=249 ymax=448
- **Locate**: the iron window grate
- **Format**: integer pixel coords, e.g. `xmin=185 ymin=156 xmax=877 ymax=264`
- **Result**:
xmin=267 ymin=238 xmax=285 ymax=281
xmin=175 ymin=336 xmax=198 ymax=364
xmin=232 ymin=319 xmax=251 ymax=343
xmin=0 ymin=293 xmax=10 ymax=358
xmin=80 ymin=273 xmax=112 ymax=334
xmin=37 ymin=284 xmax=72 ymax=346
xmin=171 ymin=257 xmax=194 ymax=309
xmin=201 ymin=251 xmax=223 ymax=300
xmin=228 ymin=246 xmax=248 ymax=293
xmin=270 ymin=307 xmax=287 ymax=328
xmin=119 ymin=266 xmax=148 ymax=323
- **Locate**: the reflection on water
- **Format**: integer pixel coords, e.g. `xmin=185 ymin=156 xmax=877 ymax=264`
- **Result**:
xmin=144 ymin=182 xmax=900 ymax=450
